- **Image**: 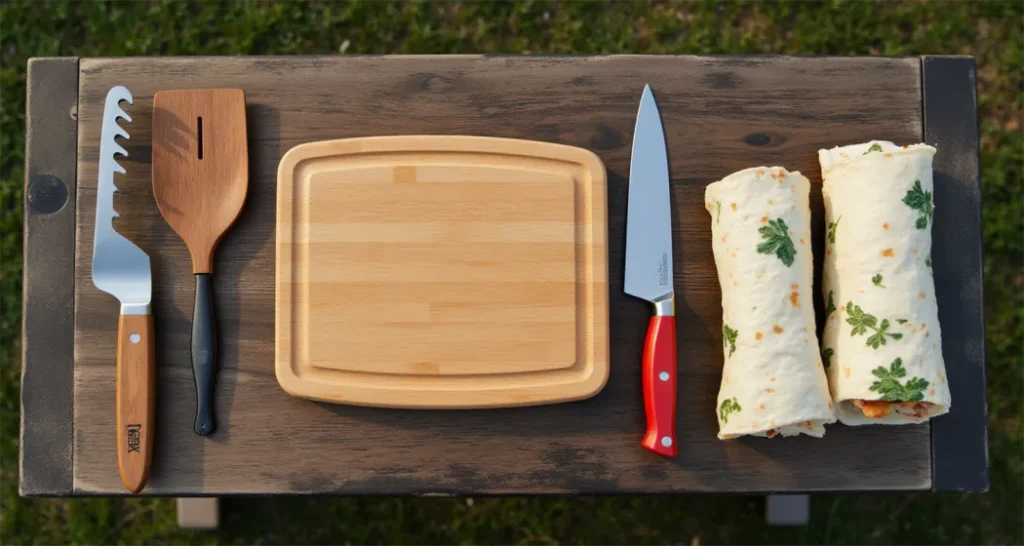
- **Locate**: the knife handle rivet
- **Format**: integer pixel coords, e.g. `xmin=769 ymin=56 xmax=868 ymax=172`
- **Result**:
xmin=658 ymin=371 xmax=670 ymax=382
xmin=661 ymin=436 xmax=673 ymax=448
xmin=129 ymin=333 xmax=140 ymax=344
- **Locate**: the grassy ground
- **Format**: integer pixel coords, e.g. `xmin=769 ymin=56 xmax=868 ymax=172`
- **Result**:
xmin=1 ymin=1 xmax=1020 ymax=544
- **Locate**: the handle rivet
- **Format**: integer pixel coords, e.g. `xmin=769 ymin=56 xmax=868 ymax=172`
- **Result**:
xmin=659 ymin=371 xmax=670 ymax=381
xmin=661 ymin=436 xmax=673 ymax=447
xmin=129 ymin=333 xmax=140 ymax=344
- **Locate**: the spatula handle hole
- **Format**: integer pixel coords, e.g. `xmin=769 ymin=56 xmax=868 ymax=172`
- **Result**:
xmin=197 ymin=116 xmax=204 ymax=160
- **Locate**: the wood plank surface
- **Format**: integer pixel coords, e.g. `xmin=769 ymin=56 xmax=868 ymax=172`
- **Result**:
xmin=923 ymin=56 xmax=989 ymax=492
xmin=20 ymin=57 xmax=78 ymax=496
xmin=71 ymin=55 xmax=932 ymax=495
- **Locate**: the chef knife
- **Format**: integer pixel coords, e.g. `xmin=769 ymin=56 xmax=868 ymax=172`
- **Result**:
xmin=91 ymin=86 xmax=155 ymax=493
xmin=625 ymin=84 xmax=678 ymax=457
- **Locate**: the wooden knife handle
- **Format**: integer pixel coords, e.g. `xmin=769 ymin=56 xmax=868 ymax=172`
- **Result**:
xmin=641 ymin=315 xmax=678 ymax=457
xmin=116 ymin=313 xmax=155 ymax=493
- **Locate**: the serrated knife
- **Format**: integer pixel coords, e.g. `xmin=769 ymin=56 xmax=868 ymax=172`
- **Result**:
xmin=91 ymin=86 xmax=155 ymax=493
xmin=625 ymin=84 xmax=677 ymax=457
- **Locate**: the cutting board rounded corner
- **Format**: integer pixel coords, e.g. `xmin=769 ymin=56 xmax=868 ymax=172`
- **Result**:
xmin=275 ymin=135 xmax=609 ymax=409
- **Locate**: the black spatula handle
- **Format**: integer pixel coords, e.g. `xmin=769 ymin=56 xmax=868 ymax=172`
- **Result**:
xmin=191 ymin=273 xmax=216 ymax=435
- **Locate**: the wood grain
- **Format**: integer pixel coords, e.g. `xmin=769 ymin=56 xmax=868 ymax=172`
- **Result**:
xmin=115 ymin=314 xmax=155 ymax=493
xmin=20 ymin=57 xmax=78 ymax=496
xmin=152 ymin=89 xmax=248 ymax=274
xmin=71 ymin=55 xmax=934 ymax=495
xmin=276 ymin=136 xmax=609 ymax=408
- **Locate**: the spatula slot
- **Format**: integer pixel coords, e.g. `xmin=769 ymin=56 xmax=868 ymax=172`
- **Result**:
xmin=197 ymin=116 xmax=204 ymax=160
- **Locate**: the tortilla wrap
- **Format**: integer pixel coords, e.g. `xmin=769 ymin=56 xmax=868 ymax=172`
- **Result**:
xmin=705 ymin=167 xmax=835 ymax=439
xmin=819 ymin=141 xmax=951 ymax=425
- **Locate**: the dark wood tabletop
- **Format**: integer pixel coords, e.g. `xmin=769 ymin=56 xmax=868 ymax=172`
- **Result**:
xmin=21 ymin=55 xmax=987 ymax=496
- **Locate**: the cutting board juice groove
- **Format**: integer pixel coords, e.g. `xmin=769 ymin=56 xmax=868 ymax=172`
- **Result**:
xmin=276 ymin=136 xmax=609 ymax=408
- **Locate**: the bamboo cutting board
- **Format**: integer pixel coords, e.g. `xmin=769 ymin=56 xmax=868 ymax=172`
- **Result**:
xmin=276 ymin=136 xmax=609 ymax=408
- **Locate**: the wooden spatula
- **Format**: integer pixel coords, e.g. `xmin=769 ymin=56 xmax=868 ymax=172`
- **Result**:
xmin=152 ymin=89 xmax=248 ymax=436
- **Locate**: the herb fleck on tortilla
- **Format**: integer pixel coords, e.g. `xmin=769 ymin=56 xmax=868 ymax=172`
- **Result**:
xmin=863 ymin=143 xmax=884 ymax=154
xmin=719 ymin=397 xmax=742 ymax=424
xmin=822 ymin=347 xmax=834 ymax=368
xmin=871 ymin=274 xmax=885 ymax=288
xmin=757 ymin=218 xmax=796 ymax=267
xmin=902 ymin=179 xmax=934 ymax=229
xmin=716 ymin=201 xmax=721 ymax=224
xmin=846 ymin=301 xmax=904 ymax=349
xmin=722 ymin=324 xmax=738 ymax=357
xmin=870 ymin=358 xmax=930 ymax=401
xmin=825 ymin=291 xmax=836 ymax=318
xmin=827 ymin=216 xmax=841 ymax=244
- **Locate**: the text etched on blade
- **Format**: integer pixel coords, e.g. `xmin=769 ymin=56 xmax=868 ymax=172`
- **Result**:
xmin=126 ymin=424 xmax=142 ymax=453
xmin=658 ymin=253 xmax=670 ymax=287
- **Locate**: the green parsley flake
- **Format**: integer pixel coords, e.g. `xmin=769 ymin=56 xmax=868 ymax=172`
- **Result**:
xmin=869 ymin=358 xmax=930 ymax=402
xmin=902 ymin=179 xmax=934 ymax=230
xmin=719 ymin=397 xmax=742 ymax=424
xmin=846 ymin=301 xmax=904 ymax=349
xmin=757 ymin=218 xmax=797 ymax=267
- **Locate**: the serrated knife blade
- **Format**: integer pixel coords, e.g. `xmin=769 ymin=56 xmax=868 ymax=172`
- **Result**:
xmin=92 ymin=86 xmax=151 ymax=313
xmin=626 ymin=84 xmax=678 ymax=457
xmin=90 ymin=86 xmax=155 ymax=494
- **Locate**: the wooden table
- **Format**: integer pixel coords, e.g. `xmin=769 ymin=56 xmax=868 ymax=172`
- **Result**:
xmin=21 ymin=55 xmax=988 ymax=496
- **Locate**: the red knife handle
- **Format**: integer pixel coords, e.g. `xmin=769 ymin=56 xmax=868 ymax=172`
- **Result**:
xmin=641 ymin=315 xmax=678 ymax=457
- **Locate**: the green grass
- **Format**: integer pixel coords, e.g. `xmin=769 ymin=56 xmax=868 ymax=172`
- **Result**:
xmin=2 ymin=1 xmax=1020 ymax=544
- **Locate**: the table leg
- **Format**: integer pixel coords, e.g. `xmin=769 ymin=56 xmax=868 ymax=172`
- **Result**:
xmin=765 ymin=494 xmax=809 ymax=525
xmin=176 ymin=497 xmax=219 ymax=530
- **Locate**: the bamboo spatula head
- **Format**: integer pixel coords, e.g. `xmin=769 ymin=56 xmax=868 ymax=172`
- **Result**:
xmin=152 ymin=89 xmax=248 ymax=273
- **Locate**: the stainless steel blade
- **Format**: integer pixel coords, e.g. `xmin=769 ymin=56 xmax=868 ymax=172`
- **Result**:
xmin=91 ymin=86 xmax=152 ymax=315
xmin=625 ymin=84 xmax=673 ymax=306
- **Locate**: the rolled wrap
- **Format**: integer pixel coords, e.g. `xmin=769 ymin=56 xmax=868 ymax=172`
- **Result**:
xmin=705 ymin=167 xmax=835 ymax=439
xmin=820 ymin=141 xmax=951 ymax=425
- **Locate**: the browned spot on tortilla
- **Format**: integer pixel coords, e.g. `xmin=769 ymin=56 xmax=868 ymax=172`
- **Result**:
xmin=844 ymin=367 xmax=852 ymax=379
xmin=884 ymin=152 xmax=893 ymax=157
xmin=925 ymin=332 xmax=930 ymax=338
xmin=759 ymin=404 xmax=766 ymax=410
xmin=788 ymin=230 xmax=794 ymax=235
xmin=732 ymin=281 xmax=738 ymax=287
xmin=777 ymin=178 xmax=783 ymax=185
xmin=858 ymin=289 xmax=864 ymax=294
xmin=756 ymin=332 xmax=764 ymax=340
xmin=921 ymin=323 xmax=926 ymax=329
xmin=938 ymin=371 xmax=946 ymax=384
xmin=765 ymin=388 xmax=775 ymax=393
xmin=840 ymin=304 xmax=846 ymax=312
xmin=773 ymin=324 xmax=784 ymax=334
xmin=929 ymin=388 xmax=936 ymax=397
xmin=799 ymin=238 xmax=805 ymax=245
xmin=766 ymin=430 xmax=776 ymax=438
xmin=790 ymin=291 xmax=800 ymax=308
xmin=913 ymin=249 xmax=919 ymax=255
xmin=730 ymin=202 xmax=737 ymax=211
xmin=919 ymin=291 xmax=926 ymax=299
xmin=883 ymin=222 xmax=889 ymax=230
xmin=770 ymin=377 xmax=777 ymax=383
xmin=827 ymin=247 xmax=832 ymax=256
xmin=791 ymin=284 xmax=798 ymax=289
xmin=760 ymin=215 xmax=768 ymax=223
xmin=881 ymin=248 xmax=895 ymax=257
xmin=759 ymin=168 xmax=766 ymax=177
xmin=721 ymin=235 xmax=727 ymax=242
xmin=705 ymin=203 xmax=711 ymax=210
